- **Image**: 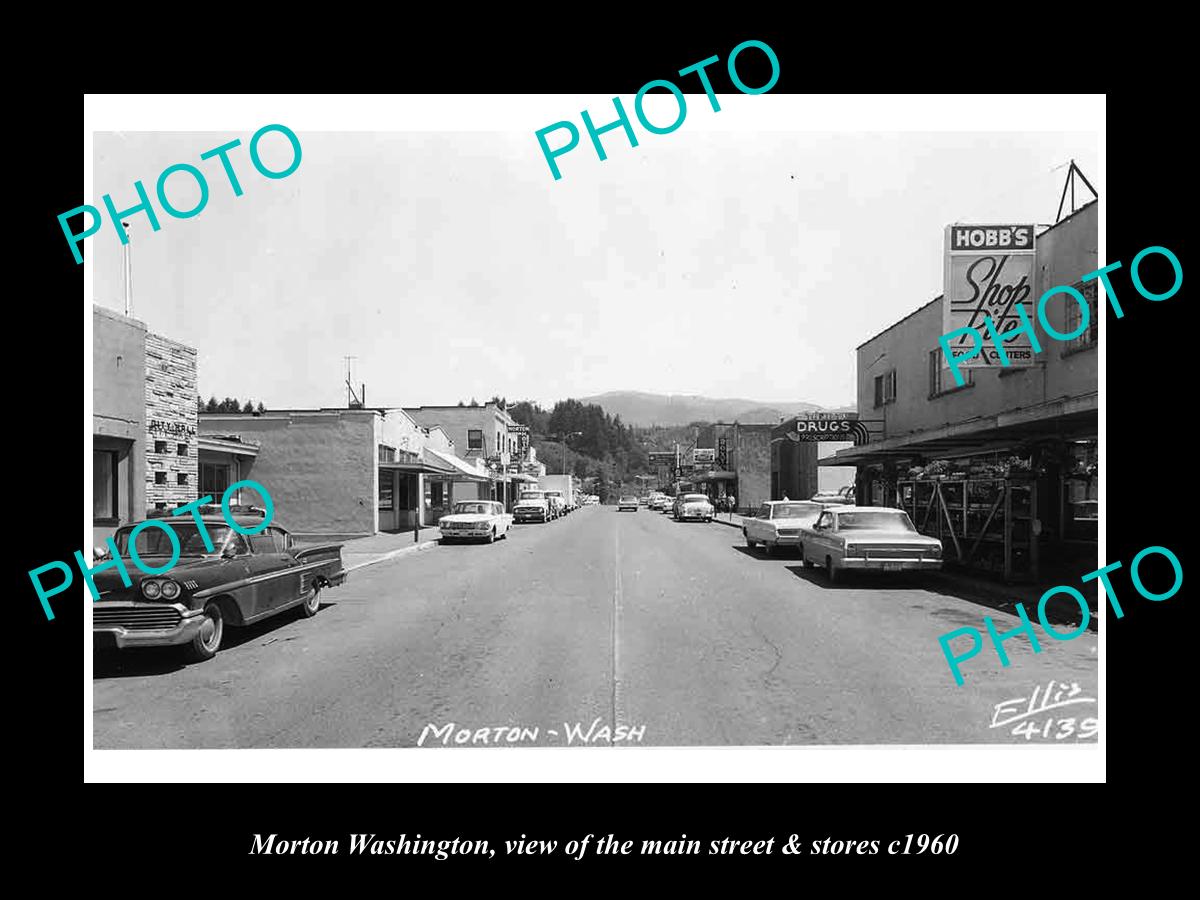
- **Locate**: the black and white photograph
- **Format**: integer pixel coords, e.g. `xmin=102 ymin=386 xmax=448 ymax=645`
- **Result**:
xmin=82 ymin=94 xmax=1104 ymax=779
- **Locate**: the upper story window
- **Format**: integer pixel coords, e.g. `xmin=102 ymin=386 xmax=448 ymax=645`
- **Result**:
xmin=1063 ymin=280 xmax=1098 ymax=354
xmin=154 ymin=440 xmax=169 ymax=454
xmin=873 ymin=369 xmax=897 ymax=408
xmin=928 ymin=349 xmax=972 ymax=397
xmin=467 ymin=429 xmax=484 ymax=450
xmin=379 ymin=444 xmax=397 ymax=463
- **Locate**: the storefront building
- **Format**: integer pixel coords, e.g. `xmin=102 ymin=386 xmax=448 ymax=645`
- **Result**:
xmin=199 ymin=407 xmax=481 ymax=539
xmin=93 ymin=304 xmax=198 ymax=546
xmin=405 ymin=403 xmax=519 ymax=510
xmin=683 ymin=423 xmax=775 ymax=514
xmin=823 ymin=201 xmax=1098 ymax=581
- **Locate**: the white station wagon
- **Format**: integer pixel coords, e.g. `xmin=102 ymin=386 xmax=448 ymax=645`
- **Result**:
xmin=438 ymin=500 xmax=512 ymax=544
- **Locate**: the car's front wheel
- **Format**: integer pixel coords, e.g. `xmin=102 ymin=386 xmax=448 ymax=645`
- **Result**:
xmin=186 ymin=602 xmax=224 ymax=662
xmin=486 ymin=528 xmax=495 ymax=544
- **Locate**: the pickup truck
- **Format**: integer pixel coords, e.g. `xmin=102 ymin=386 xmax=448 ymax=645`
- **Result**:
xmin=92 ymin=515 xmax=346 ymax=662
xmin=513 ymin=489 xmax=553 ymax=523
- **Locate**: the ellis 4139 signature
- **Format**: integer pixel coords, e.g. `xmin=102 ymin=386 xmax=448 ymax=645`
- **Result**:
xmin=990 ymin=680 xmax=1098 ymax=741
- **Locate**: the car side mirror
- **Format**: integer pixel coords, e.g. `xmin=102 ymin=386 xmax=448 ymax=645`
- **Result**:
xmin=92 ymin=546 xmax=110 ymax=561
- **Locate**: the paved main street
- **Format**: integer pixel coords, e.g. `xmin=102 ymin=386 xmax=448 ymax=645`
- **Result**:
xmin=93 ymin=506 xmax=1098 ymax=748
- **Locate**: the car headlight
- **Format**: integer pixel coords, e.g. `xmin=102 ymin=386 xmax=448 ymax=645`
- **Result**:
xmin=141 ymin=579 xmax=162 ymax=599
xmin=845 ymin=544 xmax=859 ymax=557
xmin=929 ymin=545 xmax=942 ymax=558
xmin=160 ymin=580 xmax=181 ymax=600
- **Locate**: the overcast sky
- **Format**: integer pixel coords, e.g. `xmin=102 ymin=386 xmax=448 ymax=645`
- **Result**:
xmin=93 ymin=129 xmax=1097 ymax=410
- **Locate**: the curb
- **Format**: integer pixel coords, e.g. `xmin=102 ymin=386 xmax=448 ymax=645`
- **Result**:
xmin=345 ymin=539 xmax=439 ymax=573
xmin=712 ymin=516 xmax=744 ymax=530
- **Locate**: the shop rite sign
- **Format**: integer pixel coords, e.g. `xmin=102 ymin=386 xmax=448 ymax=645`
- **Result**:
xmin=943 ymin=224 xmax=1036 ymax=369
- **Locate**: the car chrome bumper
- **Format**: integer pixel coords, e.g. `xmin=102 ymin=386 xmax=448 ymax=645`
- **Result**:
xmin=92 ymin=602 xmax=207 ymax=649
xmin=840 ymin=558 xmax=943 ymax=571
xmin=513 ymin=511 xmax=546 ymax=521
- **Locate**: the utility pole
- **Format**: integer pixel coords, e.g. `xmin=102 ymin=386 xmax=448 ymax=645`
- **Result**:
xmin=122 ymin=222 xmax=133 ymax=316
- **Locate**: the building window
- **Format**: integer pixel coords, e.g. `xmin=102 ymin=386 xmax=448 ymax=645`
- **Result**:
xmin=379 ymin=444 xmax=397 ymax=463
xmin=874 ymin=369 xmax=897 ymax=407
xmin=928 ymin=349 xmax=972 ymax=396
xmin=200 ymin=463 xmax=230 ymax=496
xmin=177 ymin=443 xmax=188 ymax=456
xmin=1063 ymin=281 xmax=1098 ymax=353
xmin=154 ymin=471 xmax=167 ymax=485
xmin=93 ymin=450 xmax=119 ymax=520
xmin=177 ymin=472 xmax=188 ymax=485
xmin=154 ymin=440 xmax=169 ymax=454
xmin=467 ymin=429 xmax=484 ymax=450
xmin=379 ymin=472 xmax=394 ymax=510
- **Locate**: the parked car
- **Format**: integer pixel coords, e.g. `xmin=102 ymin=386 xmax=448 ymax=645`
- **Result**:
xmin=617 ymin=495 xmax=639 ymax=511
xmin=92 ymin=516 xmax=346 ymax=662
xmin=743 ymin=500 xmax=826 ymax=555
xmin=514 ymin=490 xmax=552 ymax=523
xmin=798 ymin=506 xmax=943 ymax=582
xmin=648 ymin=495 xmax=667 ymax=511
xmin=439 ymin=500 xmax=512 ymax=544
xmin=545 ymin=490 xmax=566 ymax=518
xmin=674 ymin=493 xmax=714 ymax=522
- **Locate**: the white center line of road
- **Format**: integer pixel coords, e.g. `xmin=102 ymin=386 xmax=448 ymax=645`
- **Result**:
xmin=611 ymin=516 xmax=623 ymax=744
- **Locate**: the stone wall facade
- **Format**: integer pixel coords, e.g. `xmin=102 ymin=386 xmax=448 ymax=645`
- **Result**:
xmin=145 ymin=332 xmax=198 ymax=511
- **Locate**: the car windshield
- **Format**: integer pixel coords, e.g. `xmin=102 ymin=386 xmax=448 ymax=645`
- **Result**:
xmin=620 ymin=496 xmax=637 ymax=502
xmin=683 ymin=494 xmax=708 ymax=503
xmin=453 ymin=503 xmax=492 ymax=515
xmin=772 ymin=502 xmax=821 ymax=519
xmin=836 ymin=510 xmax=917 ymax=532
xmin=520 ymin=492 xmax=545 ymax=500
xmin=114 ymin=523 xmax=232 ymax=557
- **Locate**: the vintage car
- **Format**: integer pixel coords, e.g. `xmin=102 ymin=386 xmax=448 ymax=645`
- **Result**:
xmin=438 ymin=500 xmax=512 ymax=543
xmin=92 ymin=515 xmax=346 ymax=662
xmin=743 ymin=500 xmax=826 ymax=555
xmin=674 ymin=493 xmax=714 ymax=522
xmin=798 ymin=506 xmax=943 ymax=582
xmin=617 ymin=495 xmax=639 ymax=512
xmin=648 ymin=494 xmax=668 ymax=511
xmin=544 ymin=490 xmax=567 ymax=517
xmin=513 ymin=489 xmax=552 ymax=523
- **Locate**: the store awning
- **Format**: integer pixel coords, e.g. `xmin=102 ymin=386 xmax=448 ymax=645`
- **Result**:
xmin=198 ymin=435 xmax=259 ymax=457
xmin=423 ymin=448 xmax=491 ymax=482
xmin=379 ymin=459 xmax=452 ymax=475
xmin=820 ymin=391 xmax=1097 ymax=467
xmin=692 ymin=470 xmax=737 ymax=481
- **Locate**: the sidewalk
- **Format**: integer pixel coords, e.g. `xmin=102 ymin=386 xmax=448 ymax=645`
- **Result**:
xmin=322 ymin=527 xmax=442 ymax=573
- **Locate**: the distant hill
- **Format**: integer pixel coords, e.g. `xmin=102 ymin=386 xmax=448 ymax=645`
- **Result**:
xmin=578 ymin=391 xmax=851 ymax=427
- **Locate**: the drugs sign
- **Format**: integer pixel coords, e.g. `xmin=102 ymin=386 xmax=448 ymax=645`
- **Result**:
xmin=944 ymin=225 xmax=1036 ymax=369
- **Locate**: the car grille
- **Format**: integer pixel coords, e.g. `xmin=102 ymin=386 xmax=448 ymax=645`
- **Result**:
xmin=94 ymin=606 xmax=182 ymax=631
xmin=860 ymin=546 xmax=931 ymax=559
